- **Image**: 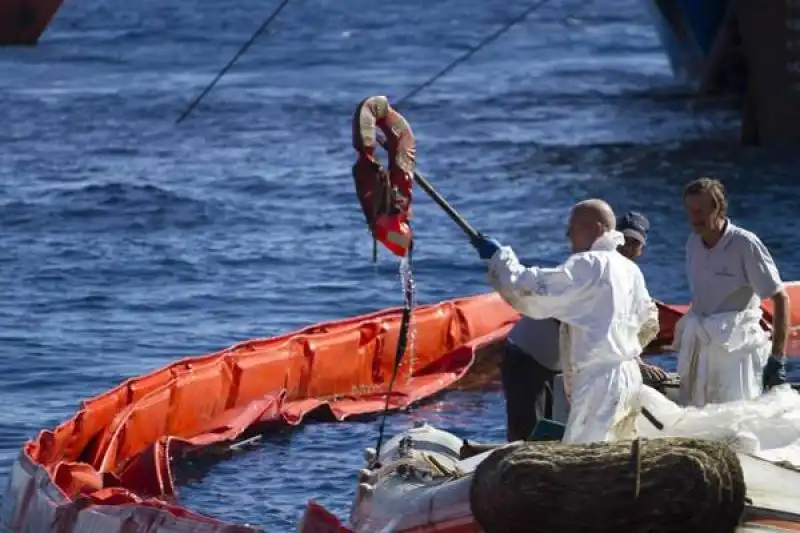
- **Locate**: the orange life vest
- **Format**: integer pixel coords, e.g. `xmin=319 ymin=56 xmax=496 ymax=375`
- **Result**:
xmin=351 ymin=96 xmax=416 ymax=258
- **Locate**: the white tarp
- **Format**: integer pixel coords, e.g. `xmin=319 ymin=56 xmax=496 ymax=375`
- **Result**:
xmin=637 ymin=384 xmax=800 ymax=468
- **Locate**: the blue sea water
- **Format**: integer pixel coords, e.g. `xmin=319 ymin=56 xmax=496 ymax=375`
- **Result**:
xmin=1 ymin=0 xmax=799 ymax=530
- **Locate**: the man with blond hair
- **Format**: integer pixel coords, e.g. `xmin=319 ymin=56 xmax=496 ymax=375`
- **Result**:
xmin=676 ymin=177 xmax=789 ymax=407
xmin=471 ymin=199 xmax=657 ymax=444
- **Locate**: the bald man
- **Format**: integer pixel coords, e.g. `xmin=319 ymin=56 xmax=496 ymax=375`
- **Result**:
xmin=471 ymin=199 xmax=657 ymax=444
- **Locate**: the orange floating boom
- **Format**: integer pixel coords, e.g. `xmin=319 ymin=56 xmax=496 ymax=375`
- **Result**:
xmin=3 ymin=284 xmax=800 ymax=532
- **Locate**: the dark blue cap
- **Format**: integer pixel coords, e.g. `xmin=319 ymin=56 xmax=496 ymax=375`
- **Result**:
xmin=618 ymin=211 xmax=649 ymax=245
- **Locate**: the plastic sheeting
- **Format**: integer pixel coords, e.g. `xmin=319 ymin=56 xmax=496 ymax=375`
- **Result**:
xmin=639 ymin=384 xmax=800 ymax=468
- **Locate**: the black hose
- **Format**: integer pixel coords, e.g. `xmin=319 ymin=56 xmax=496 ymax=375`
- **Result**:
xmin=372 ymin=240 xmax=414 ymax=462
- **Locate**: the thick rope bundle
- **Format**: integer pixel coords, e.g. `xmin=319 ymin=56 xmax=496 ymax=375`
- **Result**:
xmin=469 ymin=437 xmax=745 ymax=533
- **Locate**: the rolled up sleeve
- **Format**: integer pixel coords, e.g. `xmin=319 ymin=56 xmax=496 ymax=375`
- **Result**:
xmin=637 ymin=298 xmax=661 ymax=349
xmin=487 ymin=246 xmax=598 ymax=321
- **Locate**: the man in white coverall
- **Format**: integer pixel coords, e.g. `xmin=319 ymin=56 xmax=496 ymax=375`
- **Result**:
xmin=471 ymin=199 xmax=657 ymax=444
xmin=676 ymin=177 xmax=789 ymax=407
xmin=499 ymin=210 xmax=665 ymax=443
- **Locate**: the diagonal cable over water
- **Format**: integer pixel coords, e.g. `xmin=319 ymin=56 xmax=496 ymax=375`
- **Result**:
xmin=174 ymin=0 xmax=562 ymax=124
xmin=174 ymin=0 xmax=293 ymax=125
xmin=393 ymin=0 xmax=558 ymax=109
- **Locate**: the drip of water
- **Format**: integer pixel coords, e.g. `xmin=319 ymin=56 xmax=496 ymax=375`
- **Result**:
xmin=399 ymin=255 xmax=417 ymax=379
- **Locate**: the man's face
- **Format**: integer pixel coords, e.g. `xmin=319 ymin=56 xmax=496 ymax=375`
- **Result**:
xmin=566 ymin=211 xmax=601 ymax=253
xmin=617 ymin=237 xmax=644 ymax=261
xmin=684 ymin=191 xmax=720 ymax=235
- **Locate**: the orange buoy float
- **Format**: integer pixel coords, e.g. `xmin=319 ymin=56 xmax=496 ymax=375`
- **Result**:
xmin=351 ymin=96 xmax=416 ymax=258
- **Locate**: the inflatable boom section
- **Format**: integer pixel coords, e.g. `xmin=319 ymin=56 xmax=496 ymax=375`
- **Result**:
xmin=1 ymin=293 xmax=519 ymax=533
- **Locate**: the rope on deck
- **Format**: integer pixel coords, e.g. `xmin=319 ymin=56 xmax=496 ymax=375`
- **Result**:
xmin=469 ymin=437 xmax=746 ymax=533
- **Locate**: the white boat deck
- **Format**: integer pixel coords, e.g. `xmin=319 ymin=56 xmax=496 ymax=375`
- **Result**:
xmin=741 ymin=454 xmax=800 ymax=516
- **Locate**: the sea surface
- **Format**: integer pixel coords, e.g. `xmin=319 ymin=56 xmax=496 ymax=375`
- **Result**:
xmin=1 ymin=0 xmax=799 ymax=530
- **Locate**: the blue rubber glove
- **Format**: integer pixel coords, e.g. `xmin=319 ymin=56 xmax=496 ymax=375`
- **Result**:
xmin=762 ymin=354 xmax=788 ymax=391
xmin=471 ymin=235 xmax=502 ymax=260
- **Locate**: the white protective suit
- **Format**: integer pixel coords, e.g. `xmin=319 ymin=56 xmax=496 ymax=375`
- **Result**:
xmin=488 ymin=230 xmax=657 ymax=444
xmin=673 ymin=308 xmax=770 ymax=407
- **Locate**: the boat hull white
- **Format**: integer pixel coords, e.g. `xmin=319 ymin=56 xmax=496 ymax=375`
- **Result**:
xmin=349 ymin=397 xmax=800 ymax=533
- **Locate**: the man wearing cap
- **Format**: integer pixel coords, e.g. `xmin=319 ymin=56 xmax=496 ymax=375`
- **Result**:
xmin=617 ymin=211 xmax=649 ymax=262
xmin=617 ymin=211 xmax=667 ymax=384
xmin=496 ymin=209 xmax=666 ymax=442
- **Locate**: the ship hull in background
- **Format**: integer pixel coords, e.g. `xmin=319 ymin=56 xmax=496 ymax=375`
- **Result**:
xmin=0 ymin=0 xmax=64 ymax=45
